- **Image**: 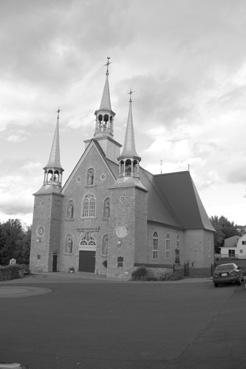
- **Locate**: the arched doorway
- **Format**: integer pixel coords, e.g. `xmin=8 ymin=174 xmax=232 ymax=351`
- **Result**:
xmin=78 ymin=232 xmax=96 ymax=272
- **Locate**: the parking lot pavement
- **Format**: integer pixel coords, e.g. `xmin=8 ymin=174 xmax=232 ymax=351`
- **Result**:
xmin=169 ymin=286 xmax=246 ymax=369
xmin=0 ymin=277 xmax=244 ymax=369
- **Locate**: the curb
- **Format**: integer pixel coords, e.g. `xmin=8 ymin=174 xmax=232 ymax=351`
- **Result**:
xmin=0 ymin=364 xmax=25 ymax=369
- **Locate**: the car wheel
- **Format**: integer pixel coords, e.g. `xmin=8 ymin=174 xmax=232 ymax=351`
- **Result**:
xmin=236 ymin=279 xmax=242 ymax=285
xmin=214 ymin=282 xmax=218 ymax=287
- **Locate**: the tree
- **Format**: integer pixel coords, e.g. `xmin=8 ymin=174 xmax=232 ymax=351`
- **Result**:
xmin=210 ymin=215 xmax=240 ymax=253
xmin=0 ymin=219 xmax=31 ymax=265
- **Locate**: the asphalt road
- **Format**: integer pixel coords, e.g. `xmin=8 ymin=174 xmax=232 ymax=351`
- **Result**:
xmin=0 ymin=276 xmax=245 ymax=369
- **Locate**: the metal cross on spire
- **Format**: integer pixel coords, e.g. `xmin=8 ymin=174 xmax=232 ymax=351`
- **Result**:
xmin=128 ymin=89 xmax=134 ymax=102
xmin=57 ymin=108 xmax=61 ymax=122
xmin=105 ymin=56 xmax=111 ymax=76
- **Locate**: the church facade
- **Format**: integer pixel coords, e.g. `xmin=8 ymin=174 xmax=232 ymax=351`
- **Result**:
xmin=30 ymin=64 xmax=215 ymax=279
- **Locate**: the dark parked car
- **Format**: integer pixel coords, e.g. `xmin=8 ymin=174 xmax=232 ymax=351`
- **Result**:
xmin=213 ymin=263 xmax=244 ymax=287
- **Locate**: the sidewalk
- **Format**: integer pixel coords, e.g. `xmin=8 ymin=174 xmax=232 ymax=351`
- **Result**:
xmin=1 ymin=271 xmax=212 ymax=284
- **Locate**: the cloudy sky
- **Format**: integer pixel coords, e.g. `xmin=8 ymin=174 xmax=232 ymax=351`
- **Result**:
xmin=1 ymin=0 xmax=246 ymax=226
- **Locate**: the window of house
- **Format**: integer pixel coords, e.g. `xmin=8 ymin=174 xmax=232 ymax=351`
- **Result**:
xmin=176 ymin=234 xmax=180 ymax=248
xmin=117 ymin=256 xmax=124 ymax=268
xmin=175 ymin=248 xmax=180 ymax=264
xmin=229 ymin=249 xmax=235 ymax=257
xmin=152 ymin=232 xmax=158 ymax=259
xmin=165 ymin=233 xmax=171 ymax=258
xmin=82 ymin=194 xmax=96 ymax=217
xmin=87 ymin=168 xmax=94 ymax=186
xmin=103 ymin=197 xmax=110 ymax=218
xmin=65 ymin=234 xmax=73 ymax=253
xmin=242 ymin=241 xmax=246 ymax=245
xmin=102 ymin=235 xmax=108 ymax=256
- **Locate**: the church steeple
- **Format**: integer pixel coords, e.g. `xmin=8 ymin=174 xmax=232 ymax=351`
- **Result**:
xmin=94 ymin=57 xmax=115 ymax=137
xmin=118 ymin=91 xmax=141 ymax=178
xmin=43 ymin=109 xmax=64 ymax=188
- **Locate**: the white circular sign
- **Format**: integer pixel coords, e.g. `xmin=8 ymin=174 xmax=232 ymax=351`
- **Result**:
xmin=115 ymin=226 xmax=128 ymax=238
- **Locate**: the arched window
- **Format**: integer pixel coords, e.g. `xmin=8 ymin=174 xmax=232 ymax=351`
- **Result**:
xmin=47 ymin=170 xmax=53 ymax=182
xmin=54 ymin=170 xmax=59 ymax=182
xmin=87 ymin=168 xmax=94 ymax=186
xmin=176 ymin=233 xmax=180 ymax=249
xmin=152 ymin=232 xmax=158 ymax=259
xmin=175 ymin=248 xmax=180 ymax=264
xmin=103 ymin=197 xmax=110 ymax=218
xmin=165 ymin=233 xmax=171 ymax=258
xmin=102 ymin=234 xmax=108 ymax=256
xmin=79 ymin=232 xmax=96 ymax=249
xmin=66 ymin=200 xmax=74 ymax=219
xmin=65 ymin=234 xmax=73 ymax=253
xmin=125 ymin=159 xmax=132 ymax=176
xmin=82 ymin=194 xmax=96 ymax=217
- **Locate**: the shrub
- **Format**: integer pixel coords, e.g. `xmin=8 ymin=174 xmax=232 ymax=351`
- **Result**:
xmin=159 ymin=271 xmax=183 ymax=281
xmin=131 ymin=266 xmax=148 ymax=280
xmin=0 ymin=264 xmax=27 ymax=281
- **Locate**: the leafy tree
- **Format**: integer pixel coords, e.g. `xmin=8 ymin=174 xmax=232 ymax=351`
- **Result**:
xmin=210 ymin=215 xmax=241 ymax=253
xmin=0 ymin=219 xmax=31 ymax=265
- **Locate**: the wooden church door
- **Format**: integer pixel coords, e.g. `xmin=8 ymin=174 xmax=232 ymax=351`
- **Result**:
xmin=79 ymin=251 xmax=96 ymax=272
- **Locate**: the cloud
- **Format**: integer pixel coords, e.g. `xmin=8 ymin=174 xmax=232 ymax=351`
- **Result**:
xmin=0 ymin=160 xmax=42 ymax=221
xmin=0 ymin=0 xmax=246 ymax=225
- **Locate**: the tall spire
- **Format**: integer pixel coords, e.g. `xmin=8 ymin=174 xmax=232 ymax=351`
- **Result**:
xmin=120 ymin=90 xmax=140 ymax=159
xmin=94 ymin=57 xmax=115 ymax=137
xmin=99 ymin=57 xmax=112 ymax=110
xmin=42 ymin=109 xmax=64 ymax=188
xmin=118 ymin=91 xmax=141 ymax=179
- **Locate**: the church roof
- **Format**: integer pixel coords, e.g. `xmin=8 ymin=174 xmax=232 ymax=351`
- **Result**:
xmin=153 ymin=171 xmax=215 ymax=231
xmin=140 ymin=168 xmax=182 ymax=228
xmin=103 ymin=159 xmax=213 ymax=230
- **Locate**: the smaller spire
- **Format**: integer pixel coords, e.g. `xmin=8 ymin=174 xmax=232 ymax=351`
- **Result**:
xmin=38 ymin=109 xmax=64 ymax=191
xmin=117 ymin=91 xmax=141 ymax=180
xmin=45 ymin=109 xmax=63 ymax=170
xmin=119 ymin=90 xmax=140 ymax=159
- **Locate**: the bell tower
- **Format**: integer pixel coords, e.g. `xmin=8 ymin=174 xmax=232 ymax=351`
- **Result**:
xmin=43 ymin=109 xmax=64 ymax=188
xmin=108 ymin=93 xmax=148 ymax=279
xmin=118 ymin=90 xmax=141 ymax=180
xmin=84 ymin=57 xmax=121 ymax=162
xmin=94 ymin=57 xmax=115 ymax=138
xmin=30 ymin=110 xmax=64 ymax=273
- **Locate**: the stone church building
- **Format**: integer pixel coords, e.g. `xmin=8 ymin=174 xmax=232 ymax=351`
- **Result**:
xmin=30 ymin=64 xmax=214 ymax=279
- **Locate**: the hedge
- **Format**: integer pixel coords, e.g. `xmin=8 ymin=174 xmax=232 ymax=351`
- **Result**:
xmin=0 ymin=264 xmax=29 ymax=281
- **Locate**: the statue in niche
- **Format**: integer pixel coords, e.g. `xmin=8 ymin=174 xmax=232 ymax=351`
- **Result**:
xmin=87 ymin=168 xmax=94 ymax=185
xmin=66 ymin=235 xmax=73 ymax=253
xmin=67 ymin=201 xmax=74 ymax=219
xmin=103 ymin=198 xmax=110 ymax=218
xmin=102 ymin=235 xmax=108 ymax=256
